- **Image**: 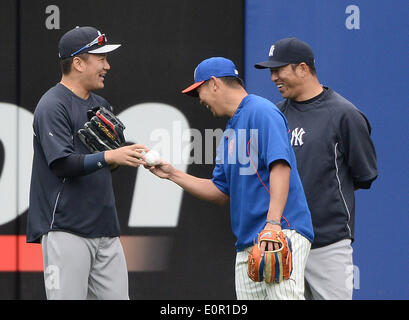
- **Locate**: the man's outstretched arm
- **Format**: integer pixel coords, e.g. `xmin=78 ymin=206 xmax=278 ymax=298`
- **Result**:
xmin=148 ymin=161 xmax=229 ymax=206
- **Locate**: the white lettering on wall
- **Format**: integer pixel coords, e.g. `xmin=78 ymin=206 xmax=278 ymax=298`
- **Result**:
xmin=345 ymin=5 xmax=360 ymax=30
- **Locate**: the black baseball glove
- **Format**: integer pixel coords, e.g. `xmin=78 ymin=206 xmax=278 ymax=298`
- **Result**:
xmin=77 ymin=106 xmax=126 ymax=153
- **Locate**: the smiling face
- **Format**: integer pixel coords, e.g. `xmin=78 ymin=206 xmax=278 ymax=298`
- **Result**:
xmin=79 ymin=53 xmax=110 ymax=91
xmin=270 ymin=64 xmax=305 ymax=100
xmin=196 ymin=80 xmax=219 ymax=117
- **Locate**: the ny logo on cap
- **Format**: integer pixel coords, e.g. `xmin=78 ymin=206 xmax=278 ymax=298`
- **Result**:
xmin=269 ymin=45 xmax=275 ymax=57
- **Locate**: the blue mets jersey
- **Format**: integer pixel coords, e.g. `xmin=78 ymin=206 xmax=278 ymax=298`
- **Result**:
xmin=211 ymin=94 xmax=314 ymax=251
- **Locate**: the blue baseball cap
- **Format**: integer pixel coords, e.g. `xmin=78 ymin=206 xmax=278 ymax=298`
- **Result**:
xmin=182 ymin=57 xmax=239 ymax=96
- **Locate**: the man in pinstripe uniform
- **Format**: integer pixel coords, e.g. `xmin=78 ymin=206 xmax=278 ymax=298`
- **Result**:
xmin=255 ymin=37 xmax=378 ymax=299
xmin=149 ymin=57 xmax=314 ymax=299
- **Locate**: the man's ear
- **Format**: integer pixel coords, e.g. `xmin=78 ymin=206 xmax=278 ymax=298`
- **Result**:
xmin=209 ymin=76 xmax=219 ymax=91
xmin=72 ymin=56 xmax=86 ymax=73
xmin=296 ymin=62 xmax=309 ymax=78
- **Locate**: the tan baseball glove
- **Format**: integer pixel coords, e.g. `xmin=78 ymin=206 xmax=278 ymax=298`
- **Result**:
xmin=247 ymin=229 xmax=293 ymax=283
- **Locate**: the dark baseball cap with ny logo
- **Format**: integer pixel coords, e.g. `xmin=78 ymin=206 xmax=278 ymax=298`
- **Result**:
xmin=254 ymin=37 xmax=315 ymax=69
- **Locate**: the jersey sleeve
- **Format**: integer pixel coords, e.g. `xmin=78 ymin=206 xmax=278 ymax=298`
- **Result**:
xmin=338 ymin=109 xmax=378 ymax=188
xmin=253 ymin=107 xmax=292 ymax=170
xmin=211 ymin=163 xmax=229 ymax=195
xmin=211 ymin=137 xmax=229 ymax=195
xmin=33 ymin=100 xmax=74 ymax=166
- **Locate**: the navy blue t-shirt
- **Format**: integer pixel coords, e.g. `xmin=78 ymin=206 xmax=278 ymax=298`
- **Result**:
xmin=26 ymin=83 xmax=120 ymax=243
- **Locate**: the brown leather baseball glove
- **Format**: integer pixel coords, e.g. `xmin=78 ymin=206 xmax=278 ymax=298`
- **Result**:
xmin=247 ymin=229 xmax=293 ymax=283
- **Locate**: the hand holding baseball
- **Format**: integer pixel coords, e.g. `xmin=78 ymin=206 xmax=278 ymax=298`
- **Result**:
xmin=146 ymin=159 xmax=175 ymax=180
xmin=104 ymin=144 xmax=148 ymax=168
xmin=143 ymin=149 xmax=162 ymax=166
xmin=143 ymin=148 xmax=176 ymax=179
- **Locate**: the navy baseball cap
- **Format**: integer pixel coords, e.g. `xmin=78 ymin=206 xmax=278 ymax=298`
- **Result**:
xmin=58 ymin=26 xmax=121 ymax=59
xmin=182 ymin=57 xmax=239 ymax=96
xmin=254 ymin=37 xmax=315 ymax=69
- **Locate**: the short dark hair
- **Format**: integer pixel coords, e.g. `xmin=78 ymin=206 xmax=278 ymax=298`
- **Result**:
xmin=218 ymin=76 xmax=245 ymax=89
xmin=290 ymin=63 xmax=316 ymax=76
xmin=60 ymin=53 xmax=89 ymax=75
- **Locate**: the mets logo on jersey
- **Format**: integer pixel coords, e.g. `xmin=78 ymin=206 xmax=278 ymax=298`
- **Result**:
xmin=290 ymin=127 xmax=306 ymax=146
xmin=228 ymin=138 xmax=234 ymax=157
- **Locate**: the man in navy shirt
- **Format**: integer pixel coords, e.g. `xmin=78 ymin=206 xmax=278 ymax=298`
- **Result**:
xmin=27 ymin=26 xmax=146 ymax=300
xmin=255 ymin=37 xmax=378 ymax=299
xmin=148 ymin=57 xmax=314 ymax=299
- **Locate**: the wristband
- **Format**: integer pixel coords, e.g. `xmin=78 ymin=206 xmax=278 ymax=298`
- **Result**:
xmin=266 ymin=219 xmax=281 ymax=226
xmin=83 ymin=152 xmax=107 ymax=174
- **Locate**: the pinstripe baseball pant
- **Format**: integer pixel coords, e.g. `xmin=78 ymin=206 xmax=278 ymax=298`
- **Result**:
xmin=235 ymin=229 xmax=311 ymax=300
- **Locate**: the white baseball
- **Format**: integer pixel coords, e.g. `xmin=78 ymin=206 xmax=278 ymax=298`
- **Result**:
xmin=144 ymin=150 xmax=161 ymax=166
